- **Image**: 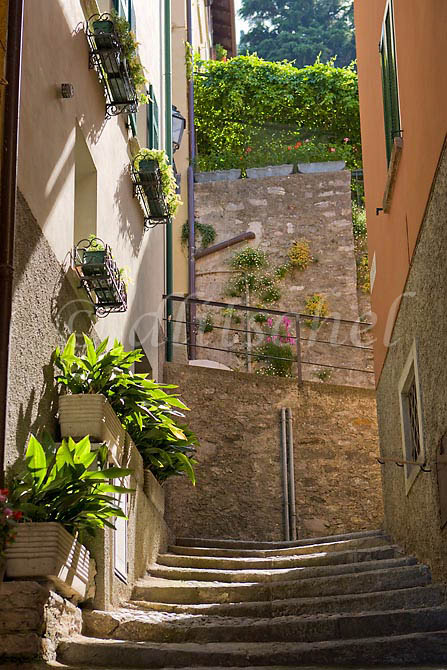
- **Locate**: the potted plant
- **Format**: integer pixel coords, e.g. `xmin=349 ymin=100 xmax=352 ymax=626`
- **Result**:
xmin=74 ymin=238 xmax=127 ymax=315
xmin=54 ymin=334 xmax=198 ymax=487
xmin=132 ymin=149 xmax=181 ymax=224
xmin=0 ymin=488 xmax=21 ymax=581
xmin=81 ymin=236 xmax=106 ymax=276
xmin=6 ymin=435 xmax=133 ymax=601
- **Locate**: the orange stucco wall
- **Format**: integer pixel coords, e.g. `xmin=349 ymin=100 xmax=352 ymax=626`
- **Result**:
xmin=354 ymin=0 xmax=447 ymax=381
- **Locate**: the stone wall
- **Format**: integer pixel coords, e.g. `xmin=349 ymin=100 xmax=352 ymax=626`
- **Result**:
xmin=164 ymin=362 xmax=383 ymax=541
xmin=0 ymin=582 xmax=82 ymax=664
xmin=190 ymin=171 xmax=373 ymax=388
xmin=376 ymin=144 xmax=447 ymax=583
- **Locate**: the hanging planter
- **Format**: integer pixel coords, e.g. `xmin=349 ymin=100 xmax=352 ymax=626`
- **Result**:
xmin=73 ymin=237 xmax=127 ymax=317
xmin=86 ymin=13 xmax=143 ymax=118
xmin=131 ymin=150 xmax=181 ymax=229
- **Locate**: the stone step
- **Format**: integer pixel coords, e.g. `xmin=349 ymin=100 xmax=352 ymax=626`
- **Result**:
xmin=130 ymin=583 xmax=445 ymax=618
xmin=174 ymin=529 xmax=384 ymax=551
xmin=82 ymin=605 xmax=447 ymax=644
xmin=157 ymin=544 xmax=398 ymax=571
xmin=132 ymin=563 xmax=430 ymax=605
xmin=168 ymin=535 xmax=391 ymax=559
xmin=147 ymin=555 xmax=413 ymax=585
xmin=57 ymin=629 xmax=447 ymax=667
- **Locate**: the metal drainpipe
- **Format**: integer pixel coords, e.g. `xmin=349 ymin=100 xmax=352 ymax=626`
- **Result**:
xmin=286 ymin=407 xmax=297 ymax=540
xmin=186 ymin=0 xmax=196 ymax=358
xmin=164 ymin=0 xmax=173 ymax=362
xmin=0 ymin=0 xmax=24 ymax=487
xmin=280 ymin=408 xmax=290 ymax=541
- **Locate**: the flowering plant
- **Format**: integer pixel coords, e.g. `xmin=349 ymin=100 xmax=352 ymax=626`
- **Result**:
xmin=254 ymin=316 xmax=296 ymax=377
xmin=0 ymin=488 xmax=22 ymax=557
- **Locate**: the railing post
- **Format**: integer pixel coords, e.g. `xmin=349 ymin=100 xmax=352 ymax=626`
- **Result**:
xmin=295 ymin=315 xmax=303 ymax=386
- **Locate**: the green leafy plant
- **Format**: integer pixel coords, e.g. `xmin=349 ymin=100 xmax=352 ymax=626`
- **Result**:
xmin=314 ymin=369 xmax=332 ymax=382
xmin=134 ymin=149 xmax=181 ymax=218
xmin=254 ymin=315 xmax=296 ymax=377
xmin=181 ymin=221 xmax=216 ymax=249
xmin=253 ymin=311 xmax=268 ymax=324
xmin=110 ymin=11 xmax=148 ymax=102
xmin=135 ymin=425 xmax=198 ymax=484
xmin=230 ymin=247 xmax=267 ymax=271
xmin=8 ymin=435 xmax=133 ymax=541
xmin=288 ymin=240 xmax=312 ymax=270
xmin=198 ymin=313 xmax=214 ymax=334
xmin=87 ymin=235 xmax=104 ymax=250
xmin=274 ymin=263 xmax=292 ymax=280
xmin=304 ymin=293 xmax=329 ymax=329
xmin=54 ymin=335 xmax=197 ymax=484
xmin=225 ymin=247 xmax=283 ymax=304
xmin=215 ymin=43 xmax=228 ymax=61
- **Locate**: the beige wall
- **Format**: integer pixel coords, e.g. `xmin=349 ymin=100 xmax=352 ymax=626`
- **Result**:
xmin=18 ymin=0 xmax=167 ymax=377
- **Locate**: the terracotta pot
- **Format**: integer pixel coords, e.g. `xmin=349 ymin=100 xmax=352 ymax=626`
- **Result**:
xmin=5 ymin=523 xmax=91 ymax=601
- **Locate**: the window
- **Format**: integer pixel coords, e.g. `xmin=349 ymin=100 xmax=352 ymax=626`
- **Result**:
xmin=380 ymin=0 xmax=401 ymax=164
xmin=398 ymin=341 xmax=425 ymax=494
xmin=147 ymin=84 xmax=159 ymax=149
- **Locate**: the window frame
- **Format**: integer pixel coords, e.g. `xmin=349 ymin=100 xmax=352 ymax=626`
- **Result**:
xmin=398 ymin=340 xmax=426 ymax=495
xmin=380 ymin=0 xmax=401 ymax=165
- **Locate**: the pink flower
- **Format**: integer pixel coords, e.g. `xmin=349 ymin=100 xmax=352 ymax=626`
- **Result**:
xmin=282 ymin=316 xmax=291 ymax=327
xmin=343 ymin=137 xmax=350 ymax=143
xmin=329 ymin=147 xmax=336 ymax=153
xmin=267 ymin=318 xmax=273 ymax=328
xmin=304 ymin=139 xmax=310 ymax=143
xmin=3 ymin=508 xmax=13 ymax=518
xmin=266 ymin=336 xmax=272 ymax=343
xmin=0 ymin=494 xmax=7 ymax=503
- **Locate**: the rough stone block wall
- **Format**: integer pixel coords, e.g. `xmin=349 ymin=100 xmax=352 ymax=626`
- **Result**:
xmin=164 ymin=363 xmax=383 ymax=541
xmin=190 ymin=171 xmax=373 ymax=388
xmin=0 ymin=582 xmax=82 ymax=663
xmin=375 ymin=145 xmax=447 ymax=583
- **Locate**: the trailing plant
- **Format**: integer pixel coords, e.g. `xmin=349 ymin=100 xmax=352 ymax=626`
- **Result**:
xmin=304 ymin=293 xmax=329 ymax=329
xmin=134 ymin=149 xmax=181 ymax=218
xmin=194 ymin=55 xmax=361 ymax=171
xmin=8 ymin=435 xmax=133 ymax=541
xmin=357 ymin=254 xmax=370 ymax=294
xmin=352 ymin=203 xmax=367 ymax=239
xmin=54 ymin=335 xmax=197 ymax=484
xmin=110 ymin=10 xmax=148 ymax=102
xmin=288 ymin=240 xmax=312 ymax=270
xmin=225 ymin=247 xmax=283 ymax=304
xmin=0 ymin=488 xmax=21 ymax=557
xmin=229 ymin=247 xmax=267 ymax=272
xmin=181 ymin=221 xmax=216 ymax=249
xmin=198 ymin=313 xmax=214 ymax=334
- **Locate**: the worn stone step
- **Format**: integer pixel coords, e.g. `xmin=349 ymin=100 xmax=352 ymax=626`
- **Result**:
xmin=148 ymin=554 xmax=414 ymax=585
xmin=168 ymin=535 xmax=391 ymax=559
xmin=130 ymin=583 xmax=446 ymax=618
xmin=57 ymin=630 xmax=447 ymax=667
xmin=82 ymin=605 xmax=447 ymax=644
xmin=174 ymin=529 xmax=384 ymax=551
xmin=132 ymin=563 xmax=430 ymax=605
xmin=157 ymin=544 xmax=398 ymax=572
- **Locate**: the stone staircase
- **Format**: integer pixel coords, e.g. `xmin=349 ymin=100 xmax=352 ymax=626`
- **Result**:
xmin=57 ymin=529 xmax=447 ymax=668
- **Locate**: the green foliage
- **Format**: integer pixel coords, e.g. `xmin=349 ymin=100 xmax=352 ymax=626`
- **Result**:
xmin=239 ymin=0 xmax=355 ymax=68
xmin=194 ymin=55 xmax=361 ymax=172
xmin=304 ymin=293 xmax=329 ymax=329
xmin=87 ymin=235 xmax=105 ymax=251
xmin=352 ymin=203 xmax=367 ymax=239
xmin=229 ymin=247 xmax=267 ymax=271
xmin=134 ymin=149 xmax=181 ymax=218
xmin=8 ymin=435 xmax=133 ymax=541
xmin=255 ymin=340 xmax=294 ymax=377
xmin=109 ymin=11 xmax=148 ymax=102
xmin=221 ymin=307 xmax=242 ymax=324
xmin=314 ymin=369 xmax=332 ymax=382
xmin=198 ymin=313 xmax=214 ymax=334
xmin=253 ymin=311 xmax=268 ymax=324
xmin=215 ymin=44 xmax=228 ymax=61
xmin=288 ymin=240 xmax=312 ymax=270
xmin=53 ymin=335 xmax=197 ymax=484
xmin=181 ymin=222 xmax=217 ymax=249
xmin=225 ymin=247 xmax=282 ymax=305
xmin=357 ymin=254 xmax=370 ymax=294
xmin=136 ymin=426 xmax=198 ymax=485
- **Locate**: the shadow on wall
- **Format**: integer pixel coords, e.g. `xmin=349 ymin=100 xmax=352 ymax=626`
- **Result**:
xmin=114 ymin=163 xmax=145 ymax=257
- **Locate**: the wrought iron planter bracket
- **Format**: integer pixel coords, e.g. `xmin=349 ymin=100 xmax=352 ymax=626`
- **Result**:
xmin=86 ymin=14 xmax=138 ymax=120
xmin=73 ymin=237 xmax=127 ymax=317
xmin=130 ymin=157 xmax=172 ymax=229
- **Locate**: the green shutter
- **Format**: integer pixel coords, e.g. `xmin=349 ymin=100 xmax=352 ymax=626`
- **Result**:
xmin=380 ymin=1 xmax=401 ymax=164
xmin=147 ymin=85 xmax=159 ymax=149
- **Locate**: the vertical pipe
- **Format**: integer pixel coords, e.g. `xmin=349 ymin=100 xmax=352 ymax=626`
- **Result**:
xmin=286 ymin=408 xmax=297 ymax=541
xmin=0 ymin=0 xmax=24 ymax=487
xmin=186 ymin=0 xmax=196 ymax=358
xmin=280 ymin=408 xmax=290 ymax=541
xmin=164 ymin=0 xmax=173 ymax=362
xmin=295 ymin=315 xmax=303 ymax=386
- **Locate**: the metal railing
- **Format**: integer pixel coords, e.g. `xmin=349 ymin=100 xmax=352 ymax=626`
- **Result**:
xmin=163 ymin=295 xmax=374 ymax=386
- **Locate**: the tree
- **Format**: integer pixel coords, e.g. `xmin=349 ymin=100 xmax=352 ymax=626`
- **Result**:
xmin=238 ymin=0 xmax=355 ymax=68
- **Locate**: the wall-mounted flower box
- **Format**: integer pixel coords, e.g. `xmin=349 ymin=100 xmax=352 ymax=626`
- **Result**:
xmin=86 ymin=13 xmax=138 ymax=119
xmin=73 ymin=238 xmax=127 ymax=317
xmin=5 ymin=522 xmax=91 ymax=602
xmin=131 ymin=156 xmax=172 ymax=228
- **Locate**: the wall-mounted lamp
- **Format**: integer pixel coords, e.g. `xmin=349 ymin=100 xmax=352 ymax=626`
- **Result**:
xmin=172 ymin=105 xmax=186 ymax=152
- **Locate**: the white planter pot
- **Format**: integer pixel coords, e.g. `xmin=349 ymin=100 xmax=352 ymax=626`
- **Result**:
xmin=58 ymin=394 xmax=125 ymax=465
xmin=297 ymin=160 xmax=346 ymax=174
xmin=246 ymin=164 xmax=294 ymax=179
xmin=194 ymin=169 xmax=241 ymax=183
xmin=5 ymin=522 xmax=91 ymax=601
xmin=143 ymin=469 xmax=165 ymax=517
